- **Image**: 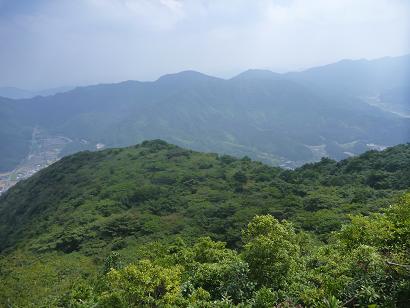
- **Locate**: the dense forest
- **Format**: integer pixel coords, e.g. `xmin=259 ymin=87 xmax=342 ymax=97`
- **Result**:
xmin=0 ymin=140 xmax=409 ymax=307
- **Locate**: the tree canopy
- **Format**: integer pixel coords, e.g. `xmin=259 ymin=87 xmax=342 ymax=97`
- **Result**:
xmin=0 ymin=141 xmax=409 ymax=306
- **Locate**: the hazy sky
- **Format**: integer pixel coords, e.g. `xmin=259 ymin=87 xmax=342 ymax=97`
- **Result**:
xmin=0 ymin=0 xmax=409 ymax=89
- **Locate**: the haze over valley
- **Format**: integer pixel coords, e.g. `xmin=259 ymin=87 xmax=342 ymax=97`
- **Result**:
xmin=1 ymin=1 xmax=410 ymax=307
xmin=1 ymin=54 xmax=409 ymax=194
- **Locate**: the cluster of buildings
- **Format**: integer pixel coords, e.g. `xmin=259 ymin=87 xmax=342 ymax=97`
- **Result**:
xmin=0 ymin=130 xmax=72 ymax=196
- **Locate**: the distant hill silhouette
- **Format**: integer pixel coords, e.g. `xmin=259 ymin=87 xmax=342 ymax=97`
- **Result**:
xmin=0 ymin=55 xmax=409 ymax=171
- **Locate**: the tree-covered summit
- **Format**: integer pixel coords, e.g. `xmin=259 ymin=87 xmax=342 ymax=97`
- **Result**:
xmin=0 ymin=141 xmax=409 ymax=306
xmin=1 ymin=141 xmax=409 ymax=254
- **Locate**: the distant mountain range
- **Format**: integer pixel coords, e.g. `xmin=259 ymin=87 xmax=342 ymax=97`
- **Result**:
xmin=0 ymin=86 xmax=74 ymax=99
xmin=0 ymin=54 xmax=409 ymax=172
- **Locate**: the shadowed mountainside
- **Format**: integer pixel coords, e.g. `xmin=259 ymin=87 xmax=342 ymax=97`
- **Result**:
xmin=0 ymin=55 xmax=409 ymax=172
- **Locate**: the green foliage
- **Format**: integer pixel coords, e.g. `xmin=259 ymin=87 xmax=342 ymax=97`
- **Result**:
xmin=0 ymin=251 xmax=96 ymax=307
xmin=309 ymin=193 xmax=410 ymax=307
xmin=242 ymin=215 xmax=301 ymax=288
xmin=102 ymin=251 xmax=123 ymax=274
xmin=98 ymin=260 xmax=183 ymax=307
xmin=0 ymin=142 xmax=409 ymax=306
xmin=251 ymin=287 xmax=279 ymax=307
xmin=1 ymin=141 xmax=407 ymax=255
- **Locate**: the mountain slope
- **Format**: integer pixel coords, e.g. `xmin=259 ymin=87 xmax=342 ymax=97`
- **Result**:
xmin=0 ymin=141 xmax=409 ymax=307
xmin=286 ymin=54 xmax=410 ymax=96
xmin=1 ymin=140 xmax=408 ymax=255
xmin=0 ymin=55 xmax=409 ymax=172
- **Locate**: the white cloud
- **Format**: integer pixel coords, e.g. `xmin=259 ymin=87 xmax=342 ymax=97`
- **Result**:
xmin=0 ymin=0 xmax=408 ymax=88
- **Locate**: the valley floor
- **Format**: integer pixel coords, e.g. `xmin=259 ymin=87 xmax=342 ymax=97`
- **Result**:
xmin=0 ymin=128 xmax=71 ymax=195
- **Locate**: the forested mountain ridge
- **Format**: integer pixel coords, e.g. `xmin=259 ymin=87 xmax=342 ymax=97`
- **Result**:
xmin=1 ymin=54 xmax=409 ymax=172
xmin=0 ymin=141 xmax=409 ymax=307
xmin=1 ymin=141 xmax=408 ymax=254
